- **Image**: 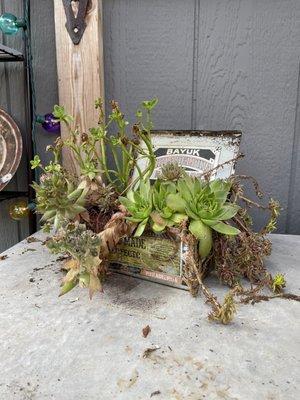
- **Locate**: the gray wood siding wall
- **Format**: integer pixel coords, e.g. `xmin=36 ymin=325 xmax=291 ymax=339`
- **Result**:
xmin=0 ymin=0 xmax=299 ymax=251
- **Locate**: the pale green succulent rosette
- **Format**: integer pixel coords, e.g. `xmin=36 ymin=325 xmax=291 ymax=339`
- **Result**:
xmin=167 ymin=177 xmax=240 ymax=258
xmin=150 ymin=180 xmax=187 ymax=232
xmin=121 ymin=176 xmax=240 ymax=256
xmin=119 ymin=180 xmax=153 ymax=237
xmin=32 ymin=169 xmax=88 ymax=231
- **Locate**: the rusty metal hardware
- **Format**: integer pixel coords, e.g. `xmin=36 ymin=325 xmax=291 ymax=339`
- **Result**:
xmin=62 ymin=0 xmax=90 ymax=45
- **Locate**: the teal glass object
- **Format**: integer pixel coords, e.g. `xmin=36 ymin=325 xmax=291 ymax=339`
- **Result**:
xmin=0 ymin=13 xmax=25 ymax=35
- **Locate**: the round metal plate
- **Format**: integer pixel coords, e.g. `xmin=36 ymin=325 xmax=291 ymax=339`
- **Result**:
xmin=0 ymin=109 xmax=23 ymax=191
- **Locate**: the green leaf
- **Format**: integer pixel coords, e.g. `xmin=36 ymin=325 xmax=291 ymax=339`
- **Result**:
xmin=197 ymin=209 xmax=214 ymax=220
xmin=139 ymin=180 xmax=150 ymax=199
xmin=150 ymin=211 xmax=166 ymax=226
xmin=119 ymin=196 xmax=133 ymax=210
xmin=165 ymin=182 xmax=177 ymax=194
xmin=142 ymin=98 xmax=159 ymax=111
xmin=189 ymin=220 xmax=210 ymax=239
xmin=152 ymin=222 xmax=166 ymax=233
xmin=193 ymin=178 xmax=203 ymax=194
xmin=53 ymin=105 xmax=73 ymax=124
xmin=198 ymin=230 xmax=213 ymax=258
xmin=71 ymin=205 xmax=86 ymax=214
xmin=136 ymin=109 xmax=142 ymax=118
xmin=177 ymin=179 xmax=192 ymax=202
xmin=59 ymin=279 xmax=78 ymax=297
xmin=67 ymin=187 xmax=84 ymax=202
xmin=53 ymin=214 xmax=61 ymax=230
xmin=210 ymin=179 xmax=231 ymax=193
xmin=127 ymin=190 xmax=135 ymax=202
xmin=201 ymin=218 xmax=219 ymax=227
xmin=166 ymin=193 xmax=186 ymax=213
xmin=211 ymin=222 xmax=240 ymax=235
xmin=161 ymin=207 xmax=173 ymax=219
xmin=79 ymin=272 xmax=90 ymax=287
xmin=172 ymin=213 xmax=187 ymax=224
xmin=218 ymin=204 xmax=239 ymax=220
xmin=126 ymin=216 xmax=144 ymax=223
xmin=30 ymin=155 xmax=41 ymax=169
xmin=40 ymin=209 xmax=56 ymax=222
xmin=210 ymin=180 xmax=231 ymax=204
xmin=188 ymin=220 xmax=213 ymax=258
xmin=134 ymin=219 xmax=148 ymax=237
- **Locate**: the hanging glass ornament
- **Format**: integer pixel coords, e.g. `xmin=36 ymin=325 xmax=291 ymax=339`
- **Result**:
xmin=8 ymin=201 xmax=35 ymax=221
xmin=0 ymin=13 xmax=26 ymax=35
xmin=37 ymin=114 xmax=61 ymax=133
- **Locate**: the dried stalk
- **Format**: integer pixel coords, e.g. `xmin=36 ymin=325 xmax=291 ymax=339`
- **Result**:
xmin=181 ymin=232 xmax=236 ymax=324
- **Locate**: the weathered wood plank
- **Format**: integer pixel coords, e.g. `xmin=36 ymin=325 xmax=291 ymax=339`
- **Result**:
xmin=54 ymin=0 xmax=105 ymax=174
xmin=103 ymin=0 xmax=195 ymax=129
xmin=195 ymin=0 xmax=300 ymax=232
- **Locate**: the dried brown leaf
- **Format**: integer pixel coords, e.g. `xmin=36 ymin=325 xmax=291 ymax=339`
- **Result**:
xmin=63 ymin=258 xmax=80 ymax=271
xmin=89 ymin=274 xmax=102 ymax=299
xmin=143 ymin=346 xmax=160 ymax=359
xmin=142 ymin=325 xmax=151 ymax=338
xmin=63 ymin=268 xmax=79 ymax=284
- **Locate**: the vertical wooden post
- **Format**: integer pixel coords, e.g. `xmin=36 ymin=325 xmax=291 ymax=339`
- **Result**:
xmin=54 ymin=0 xmax=105 ymax=174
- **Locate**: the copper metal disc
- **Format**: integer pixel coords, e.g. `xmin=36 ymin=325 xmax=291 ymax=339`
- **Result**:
xmin=0 ymin=109 xmax=23 ymax=191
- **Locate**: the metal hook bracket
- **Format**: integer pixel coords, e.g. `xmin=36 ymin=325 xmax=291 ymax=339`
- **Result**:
xmin=62 ymin=0 xmax=90 ymax=45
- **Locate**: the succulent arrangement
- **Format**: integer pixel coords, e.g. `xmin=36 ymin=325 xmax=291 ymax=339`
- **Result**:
xmin=31 ymin=98 xmax=293 ymax=324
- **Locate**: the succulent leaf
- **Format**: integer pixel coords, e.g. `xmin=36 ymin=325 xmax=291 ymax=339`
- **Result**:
xmin=211 ymin=222 xmax=240 ymax=235
xmin=120 ymin=182 xmax=153 ymax=235
xmin=189 ymin=220 xmax=213 ymax=258
xmin=59 ymin=278 xmax=78 ymax=297
xmin=150 ymin=180 xmax=188 ymax=232
xmin=166 ymin=193 xmax=186 ymax=213
xmin=134 ymin=219 xmax=148 ymax=237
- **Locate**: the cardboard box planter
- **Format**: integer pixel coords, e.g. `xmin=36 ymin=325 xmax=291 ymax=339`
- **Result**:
xmin=109 ymin=130 xmax=241 ymax=288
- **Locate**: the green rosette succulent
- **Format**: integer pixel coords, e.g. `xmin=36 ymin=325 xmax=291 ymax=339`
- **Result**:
xmin=167 ymin=177 xmax=240 ymax=258
xmin=150 ymin=180 xmax=187 ymax=232
xmin=119 ymin=180 xmax=153 ymax=237
xmin=31 ymin=159 xmax=88 ymax=230
xmin=47 ymin=222 xmax=102 ymax=297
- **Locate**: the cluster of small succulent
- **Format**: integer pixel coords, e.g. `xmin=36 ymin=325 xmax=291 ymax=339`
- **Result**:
xmin=31 ymin=153 xmax=87 ymax=231
xmin=30 ymin=99 xmax=159 ymax=300
xmin=272 ymin=273 xmax=286 ymax=293
xmin=47 ymin=222 xmax=102 ymax=297
xmin=52 ymin=99 xmax=157 ymax=194
xmin=30 ymin=98 xmax=288 ymax=325
xmin=120 ymin=176 xmax=240 ymax=258
xmin=158 ymin=162 xmax=186 ymax=181
xmin=87 ymin=182 xmax=117 ymax=214
xmin=32 ymin=99 xmax=158 ymax=234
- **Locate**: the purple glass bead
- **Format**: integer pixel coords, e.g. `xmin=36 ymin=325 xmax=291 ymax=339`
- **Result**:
xmin=42 ymin=113 xmax=61 ymax=133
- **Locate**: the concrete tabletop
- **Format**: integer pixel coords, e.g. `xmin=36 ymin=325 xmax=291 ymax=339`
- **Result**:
xmin=0 ymin=232 xmax=299 ymax=400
